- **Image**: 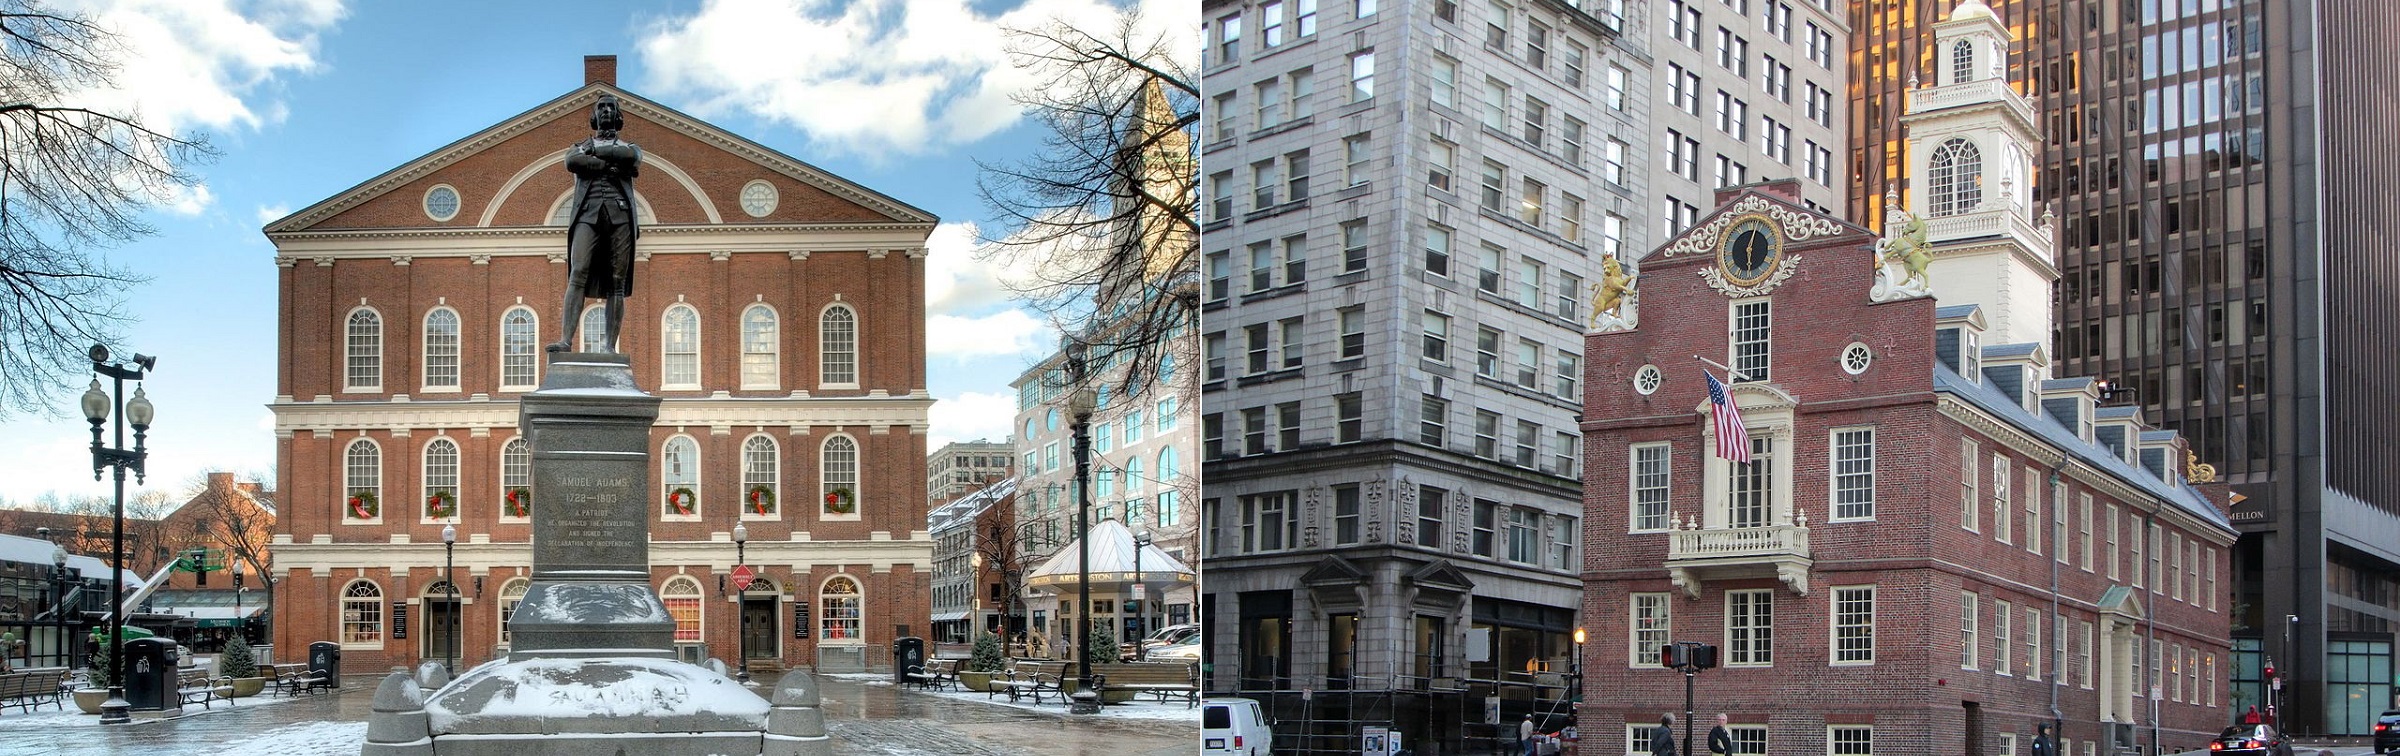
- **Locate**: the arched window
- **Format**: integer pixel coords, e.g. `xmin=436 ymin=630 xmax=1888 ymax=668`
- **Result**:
xmin=662 ymin=305 xmax=700 ymax=388
xmin=1124 ymin=456 xmax=1145 ymax=494
xmin=740 ymin=304 xmax=778 ymax=389
xmin=1158 ymin=353 xmax=1176 ymax=385
xmin=820 ymin=575 xmax=862 ymax=641
xmin=1951 ymin=39 xmax=1975 ymax=84
xmin=423 ymin=308 xmax=460 ymax=390
xmin=821 ymin=435 xmax=858 ymax=517
xmin=497 ymin=578 xmax=529 ymax=645
xmin=500 ymin=438 xmax=532 ymax=520
xmin=580 ymin=305 xmax=609 ymax=353
xmin=551 ymin=189 xmax=657 ymax=226
xmin=742 ymin=435 xmax=779 ymax=517
xmin=500 ymin=307 xmax=539 ymax=389
xmin=1928 ymin=138 xmax=1985 ymax=217
xmin=1024 ymin=418 xmax=1037 ymax=440
xmin=662 ymin=436 xmax=700 ymax=518
xmin=340 ymin=580 xmax=384 ymax=645
xmin=819 ymin=304 xmax=857 ymax=386
xmin=344 ymin=439 xmax=381 ymax=522
xmin=1158 ymin=446 xmax=1181 ymax=482
xmin=661 ymin=575 xmax=703 ymax=642
xmin=423 ymin=437 xmax=460 ymax=522
xmin=346 ymin=309 xmax=382 ymax=391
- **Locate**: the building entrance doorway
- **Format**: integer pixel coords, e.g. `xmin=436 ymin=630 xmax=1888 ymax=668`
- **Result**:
xmin=422 ymin=584 xmax=461 ymax=669
xmin=741 ymin=594 xmax=778 ymax=660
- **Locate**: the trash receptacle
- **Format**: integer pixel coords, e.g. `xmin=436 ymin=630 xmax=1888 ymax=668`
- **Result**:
xmin=892 ymin=636 xmax=925 ymax=685
xmin=308 ymin=641 xmax=342 ymax=690
xmin=122 ymin=637 xmax=181 ymax=711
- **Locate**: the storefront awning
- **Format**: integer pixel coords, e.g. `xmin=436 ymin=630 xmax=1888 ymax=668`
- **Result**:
xmin=157 ymin=605 xmax=264 ymax=629
xmin=930 ymin=610 xmax=970 ymax=622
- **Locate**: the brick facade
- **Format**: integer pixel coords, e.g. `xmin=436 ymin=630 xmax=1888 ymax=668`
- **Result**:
xmin=1579 ymin=183 xmax=2238 ymax=756
xmin=266 ymin=59 xmax=935 ymax=676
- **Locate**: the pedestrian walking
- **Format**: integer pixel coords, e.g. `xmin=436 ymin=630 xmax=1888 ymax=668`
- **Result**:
xmin=1520 ymin=714 xmax=1537 ymax=756
xmin=1653 ymin=714 xmax=1679 ymax=756
xmin=2031 ymin=723 xmax=2056 ymax=756
xmin=1707 ymin=714 xmax=1732 ymax=756
xmin=2243 ymin=705 xmax=2263 ymax=725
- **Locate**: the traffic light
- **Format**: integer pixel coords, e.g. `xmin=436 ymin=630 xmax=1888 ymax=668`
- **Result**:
xmin=1660 ymin=643 xmax=1687 ymax=669
xmin=1659 ymin=642 xmax=1721 ymax=670
xmin=1690 ymin=643 xmax=1719 ymax=670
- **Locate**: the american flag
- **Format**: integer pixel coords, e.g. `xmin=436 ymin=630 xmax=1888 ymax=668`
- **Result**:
xmin=1706 ymin=371 xmax=1751 ymax=463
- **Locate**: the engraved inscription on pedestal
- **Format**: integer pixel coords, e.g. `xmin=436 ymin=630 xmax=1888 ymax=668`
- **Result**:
xmin=508 ymin=352 xmax=673 ymax=658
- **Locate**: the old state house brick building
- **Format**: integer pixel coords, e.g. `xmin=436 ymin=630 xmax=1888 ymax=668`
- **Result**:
xmin=262 ymin=57 xmax=935 ymax=676
xmin=1580 ymin=8 xmax=2238 ymax=756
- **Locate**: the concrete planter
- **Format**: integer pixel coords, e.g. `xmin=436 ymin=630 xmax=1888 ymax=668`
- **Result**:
xmin=960 ymin=670 xmax=996 ymax=692
xmin=229 ymin=677 xmax=267 ymax=698
xmin=72 ymin=689 xmax=106 ymax=714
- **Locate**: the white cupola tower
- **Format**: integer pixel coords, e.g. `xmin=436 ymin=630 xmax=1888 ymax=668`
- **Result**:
xmin=1899 ymin=0 xmax=2057 ymax=347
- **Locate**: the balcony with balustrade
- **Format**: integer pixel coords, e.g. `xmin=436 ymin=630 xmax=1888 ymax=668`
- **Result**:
xmin=1662 ymin=510 xmax=1813 ymax=599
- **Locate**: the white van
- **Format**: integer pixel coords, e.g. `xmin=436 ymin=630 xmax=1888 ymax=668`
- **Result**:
xmin=1203 ymin=697 xmax=1273 ymax=756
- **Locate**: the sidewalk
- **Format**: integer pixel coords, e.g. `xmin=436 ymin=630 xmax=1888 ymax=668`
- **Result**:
xmin=0 ymin=670 xmax=1197 ymax=755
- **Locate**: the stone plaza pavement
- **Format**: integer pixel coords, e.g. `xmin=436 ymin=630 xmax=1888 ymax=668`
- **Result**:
xmin=0 ymin=672 xmax=1199 ymax=755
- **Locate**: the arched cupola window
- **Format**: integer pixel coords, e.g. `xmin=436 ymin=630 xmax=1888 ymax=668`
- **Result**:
xmin=1928 ymin=138 xmax=1985 ymax=217
xmin=1951 ymin=39 xmax=1976 ymax=84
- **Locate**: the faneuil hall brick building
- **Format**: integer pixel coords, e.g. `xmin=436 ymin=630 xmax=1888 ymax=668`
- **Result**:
xmin=263 ymin=56 xmax=936 ymax=676
xmin=1579 ymin=5 xmax=2237 ymax=756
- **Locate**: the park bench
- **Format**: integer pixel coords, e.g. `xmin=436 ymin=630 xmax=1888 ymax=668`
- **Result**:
xmin=270 ymin=663 xmax=329 ymax=696
xmin=178 ymin=668 xmax=234 ymax=709
xmin=902 ymin=658 xmax=959 ymax=691
xmin=0 ymin=669 xmax=68 ymax=712
xmin=1093 ymin=662 xmax=1199 ymax=707
xmin=988 ymin=660 xmax=1067 ymax=704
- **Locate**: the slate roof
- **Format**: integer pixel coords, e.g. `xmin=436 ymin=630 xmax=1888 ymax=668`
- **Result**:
xmin=1934 ymin=364 xmax=2230 ymax=530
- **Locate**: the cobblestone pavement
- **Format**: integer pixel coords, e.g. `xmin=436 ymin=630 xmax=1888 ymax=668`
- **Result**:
xmin=0 ymin=672 xmax=1197 ymax=755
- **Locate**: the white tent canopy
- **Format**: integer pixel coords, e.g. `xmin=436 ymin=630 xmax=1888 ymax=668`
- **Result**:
xmin=1025 ymin=519 xmax=1194 ymax=594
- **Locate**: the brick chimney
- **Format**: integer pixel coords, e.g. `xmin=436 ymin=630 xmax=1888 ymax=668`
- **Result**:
xmin=584 ymin=55 xmax=617 ymax=87
xmin=207 ymin=471 xmax=235 ymax=490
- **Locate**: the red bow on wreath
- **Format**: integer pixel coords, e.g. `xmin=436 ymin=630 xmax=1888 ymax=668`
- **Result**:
xmin=349 ymin=494 xmax=375 ymax=519
xmin=748 ymin=487 xmax=773 ymax=515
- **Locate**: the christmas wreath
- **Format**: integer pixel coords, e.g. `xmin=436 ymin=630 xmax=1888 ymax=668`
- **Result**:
xmin=823 ymin=487 xmax=856 ymax=515
xmin=665 ymin=486 xmax=697 ymax=516
xmin=746 ymin=485 xmax=776 ymax=515
xmin=348 ymin=490 xmax=379 ymax=519
xmin=505 ymin=487 xmax=532 ymax=518
xmin=426 ymin=490 xmax=457 ymax=519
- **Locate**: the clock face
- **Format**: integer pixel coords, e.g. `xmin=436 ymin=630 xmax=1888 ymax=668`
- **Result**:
xmin=1717 ymin=216 xmax=1782 ymax=286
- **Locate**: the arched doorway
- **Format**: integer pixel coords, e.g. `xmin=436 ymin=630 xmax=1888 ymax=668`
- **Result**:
xmin=421 ymin=580 xmax=462 ymax=670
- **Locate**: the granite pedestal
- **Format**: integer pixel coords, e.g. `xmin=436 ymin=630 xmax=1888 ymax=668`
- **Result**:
xmin=364 ymin=354 xmax=769 ymax=756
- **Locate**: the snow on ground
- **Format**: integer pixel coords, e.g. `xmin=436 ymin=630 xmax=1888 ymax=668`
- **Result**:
xmin=833 ymin=673 xmax=1201 ymax=722
xmin=0 ymin=691 xmax=315 ymax=732
xmin=215 ymin=721 xmax=369 ymax=756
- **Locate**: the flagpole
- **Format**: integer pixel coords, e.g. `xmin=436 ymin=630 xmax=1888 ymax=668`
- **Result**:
xmin=1692 ymin=354 xmax=1753 ymax=383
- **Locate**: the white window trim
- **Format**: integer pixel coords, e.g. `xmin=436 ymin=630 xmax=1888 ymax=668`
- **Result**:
xmin=342 ymin=437 xmax=383 ymax=525
xmin=1727 ymin=297 xmax=1770 ymax=383
xmin=660 ymin=303 xmax=703 ymax=390
xmin=1725 ymin=589 xmax=1774 ymax=667
xmin=1630 ymin=591 xmax=1670 ymax=668
xmin=420 ymin=435 xmax=462 ymax=525
xmin=1825 ymin=725 xmax=1874 ymax=756
xmin=739 ymin=302 xmax=782 ymax=391
xmin=818 ymin=302 xmax=862 ymax=390
xmin=345 ymin=306 xmax=384 ymax=393
xmin=739 ymin=433 xmax=782 ymax=522
xmin=421 ymin=306 xmax=463 ymax=394
xmin=1629 ymin=441 xmax=1673 ymax=533
xmin=818 ymin=574 xmax=867 ymax=646
xmin=497 ymin=437 xmax=533 ymax=524
xmin=820 ymin=433 xmax=864 ymax=522
xmin=1962 ymin=591 xmax=1980 ymax=670
xmin=660 ymin=434 xmax=704 ymax=523
xmin=1830 ymin=585 xmax=1875 ymax=666
xmin=498 ymin=306 xmax=541 ymax=391
xmin=1700 ymin=391 xmax=1794 ymax=529
xmin=1827 ymin=425 xmax=1875 ymax=522
xmin=662 ymin=575 xmax=706 ymax=642
xmin=338 ymin=578 xmax=386 ymax=649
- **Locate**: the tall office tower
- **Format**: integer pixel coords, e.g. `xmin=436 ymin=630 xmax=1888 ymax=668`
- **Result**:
xmin=1850 ymin=0 xmax=2400 ymax=735
xmin=1648 ymin=0 xmax=1852 ymax=229
xmin=1198 ymin=0 xmax=1644 ymax=748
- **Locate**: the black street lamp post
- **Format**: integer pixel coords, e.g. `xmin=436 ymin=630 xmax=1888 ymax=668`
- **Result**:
xmin=1131 ymin=531 xmax=1149 ymax=661
xmin=81 ymin=344 xmax=154 ymax=725
xmin=442 ymin=524 xmax=457 ymax=674
xmin=38 ymin=528 xmax=71 ymax=669
xmin=232 ymin=559 xmax=245 ymax=647
xmin=733 ymin=522 xmax=750 ymax=686
xmin=1067 ymin=360 xmax=1100 ymax=715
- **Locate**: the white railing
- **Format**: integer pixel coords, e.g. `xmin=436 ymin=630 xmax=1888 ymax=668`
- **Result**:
xmin=1667 ymin=524 xmax=1810 ymax=562
xmin=1906 ymin=78 xmax=2038 ymax=124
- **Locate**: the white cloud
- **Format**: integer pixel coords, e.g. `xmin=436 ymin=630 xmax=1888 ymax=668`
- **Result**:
xmin=63 ymin=0 xmax=346 ymax=134
xmin=928 ymin=390 xmax=1019 ymax=450
xmin=254 ymin=203 xmax=291 ymax=226
xmin=636 ymin=0 xmax=1195 ymax=157
xmin=927 ymin=308 xmax=1048 ymax=361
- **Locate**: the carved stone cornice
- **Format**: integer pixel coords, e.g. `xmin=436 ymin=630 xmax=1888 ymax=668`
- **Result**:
xmin=1699 ymin=255 xmax=1803 ymax=297
xmin=1663 ymin=195 xmax=1855 ymax=259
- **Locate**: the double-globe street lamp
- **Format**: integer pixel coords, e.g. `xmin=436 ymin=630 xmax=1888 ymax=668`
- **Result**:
xmin=1066 ymin=349 xmax=1101 ymax=715
xmin=80 ymin=344 xmax=156 ymax=725
xmin=1130 ymin=531 xmax=1150 ymax=661
xmin=37 ymin=528 xmax=73 ymax=669
xmin=443 ymin=524 xmax=458 ymax=675
xmin=733 ymin=522 xmax=751 ymax=686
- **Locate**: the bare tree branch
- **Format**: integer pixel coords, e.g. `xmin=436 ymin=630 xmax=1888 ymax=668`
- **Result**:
xmin=0 ymin=0 xmax=217 ymax=417
xmin=978 ymin=8 xmax=1199 ymax=400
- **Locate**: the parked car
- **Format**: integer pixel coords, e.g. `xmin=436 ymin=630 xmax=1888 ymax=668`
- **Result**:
xmin=1125 ymin=623 xmax=1200 ymax=660
xmin=1204 ymin=697 xmax=1272 ymax=756
xmin=1151 ymin=640 xmax=1201 ymax=661
xmin=2374 ymin=709 xmax=2400 ymax=754
xmin=2209 ymin=724 xmax=2294 ymax=756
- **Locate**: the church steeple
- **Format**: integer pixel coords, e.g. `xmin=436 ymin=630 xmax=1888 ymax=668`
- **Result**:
xmin=1893 ymin=0 xmax=2056 ymax=347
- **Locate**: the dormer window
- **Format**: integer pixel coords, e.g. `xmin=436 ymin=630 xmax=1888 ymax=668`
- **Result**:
xmin=1960 ymin=329 xmax=1982 ymax=383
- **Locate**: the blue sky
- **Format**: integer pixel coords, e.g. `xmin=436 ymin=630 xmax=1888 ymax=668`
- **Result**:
xmin=0 ymin=0 xmax=1192 ymax=504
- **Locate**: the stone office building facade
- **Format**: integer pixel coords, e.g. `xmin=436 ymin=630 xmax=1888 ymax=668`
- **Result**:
xmin=265 ymin=57 xmax=936 ymax=675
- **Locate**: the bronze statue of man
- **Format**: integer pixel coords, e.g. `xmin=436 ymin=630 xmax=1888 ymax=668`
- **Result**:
xmin=549 ymin=94 xmax=642 ymax=353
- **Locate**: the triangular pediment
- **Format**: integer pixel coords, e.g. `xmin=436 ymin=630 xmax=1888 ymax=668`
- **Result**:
xmin=1301 ymin=555 xmax=1369 ymax=586
xmin=1405 ymin=559 xmax=1475 ymax=592
xmin=266 ymin=84 xmax=934 ymax=235
xmin=2096 ymin=585 xmax=2146 ymax=620
xmin=1649 ymin=187 xmax=1874 ymax=263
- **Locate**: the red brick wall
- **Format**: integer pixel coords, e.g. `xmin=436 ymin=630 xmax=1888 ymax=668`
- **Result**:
xmin=1578 ymin=191 xmax=2234 ymax=756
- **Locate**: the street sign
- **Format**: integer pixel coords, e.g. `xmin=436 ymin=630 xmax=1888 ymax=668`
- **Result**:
xmin=731 ymin=565 xmax=755 ymax=585
xmin=1132 ymin=583 xmax=1147 ymax=600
